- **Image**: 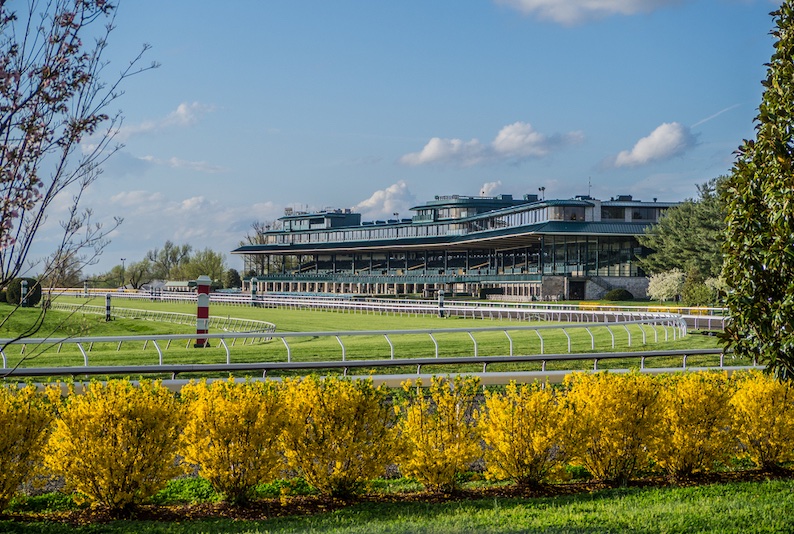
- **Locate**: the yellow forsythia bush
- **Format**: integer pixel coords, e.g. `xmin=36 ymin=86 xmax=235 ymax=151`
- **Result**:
xmin=399 ymin=376 xmax=481 ymax=493
xmin=565 ymin=372 xmax=659 ymax=484
xmin=731 ymin=371 xmax=794 ymax=470
xmin=479 ymin=382 xmax=572 ymax=486
xmin=0 ymin=384 xmax=61 ymax=511
xmin=280 ymin=376 xmax=401 ymax=498
xmin=45 ymin=380 xmax=184 ymax=513
xmin=180 ymin=379 xmax=286 ymax=504
xmin=651 ymin=372 xmax=734 ymax=479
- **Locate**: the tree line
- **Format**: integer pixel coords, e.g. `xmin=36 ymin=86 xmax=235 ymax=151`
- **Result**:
xmin=81 ymin=241 xmax=241 ymax=290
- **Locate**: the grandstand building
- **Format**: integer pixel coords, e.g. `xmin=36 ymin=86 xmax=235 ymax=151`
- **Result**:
xmin=232 ymin=193 xmax=677 ymax=301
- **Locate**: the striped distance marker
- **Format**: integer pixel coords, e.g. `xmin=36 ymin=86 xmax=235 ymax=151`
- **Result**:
xmin=194 ymin=275 xmax=212 ymax=348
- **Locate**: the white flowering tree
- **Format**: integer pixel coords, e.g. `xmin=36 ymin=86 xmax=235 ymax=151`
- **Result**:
xmin=647 ymin=269 xmax=685 ymax=303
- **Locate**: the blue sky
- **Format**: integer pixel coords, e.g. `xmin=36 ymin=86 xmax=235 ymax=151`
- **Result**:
xmin=36 ymin=0 xmax=778 ymax=275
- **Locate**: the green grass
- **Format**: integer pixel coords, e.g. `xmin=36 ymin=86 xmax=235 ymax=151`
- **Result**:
xmin=0 ymin=298 xmax=732 ymax=378
xmin=1 ymin=478 xmax=793 ymax=533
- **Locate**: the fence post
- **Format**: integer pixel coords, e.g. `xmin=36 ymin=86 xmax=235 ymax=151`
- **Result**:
xmin=195 ymin=275 xmax=211 ymax=348
xmin=105 ymin=293 xmax=112 ymax=322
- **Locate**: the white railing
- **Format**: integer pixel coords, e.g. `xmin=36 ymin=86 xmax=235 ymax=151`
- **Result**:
xmin=48 ymin=302 xmax=276 ymax=333
xmin=0 ymin=316 xmax=686 ymax=371
xmin=47 ymin=288 xmax=726 ymax=332
xmin=1 ymin=344 xmax=757 ymax=388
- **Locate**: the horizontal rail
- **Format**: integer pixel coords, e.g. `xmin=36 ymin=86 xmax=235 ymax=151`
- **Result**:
xmin=0 ymin=318 xmax=681 ymax=346
xmin=48 ymin=288 xmax=726 ymax=318
xmin=48 ymin=303 xmax=277 ymax=333
xmin=3 ymin=348 xmax=754 ymax=383
xmin=0 ymin=316 xmax=687 ymax=370
xmin=50 ymin=292 xmax=711 ymax=329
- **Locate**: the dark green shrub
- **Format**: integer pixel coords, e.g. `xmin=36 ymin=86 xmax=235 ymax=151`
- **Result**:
xmin=0 ymin=289 xmax=6 ymax=303
xmin=603 ymin=288 xmax=633 ymax=301
xmin=6 ymin=278 xmax=42 ymax=307
xmin=679 ymin=268 xmax=716 ymax=306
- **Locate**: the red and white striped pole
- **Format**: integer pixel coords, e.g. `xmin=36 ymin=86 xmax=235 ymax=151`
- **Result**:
xmin=194 ymin=275 xmax=211 ymax=348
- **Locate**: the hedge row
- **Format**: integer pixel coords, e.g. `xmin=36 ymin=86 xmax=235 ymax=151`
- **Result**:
xmin=1 ymin=371 xmax=793 ymax=513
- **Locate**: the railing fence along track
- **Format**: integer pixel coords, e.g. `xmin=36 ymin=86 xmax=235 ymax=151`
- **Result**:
xmin=48 ymin=302 xmax=276 ymax=334
xmin=47 ymin=288 xmax=728 ymax=330
xmin=2 ymin=346 xmax=758 ymax=389
xmin=3 ymin=316 xmax=686 ymax=373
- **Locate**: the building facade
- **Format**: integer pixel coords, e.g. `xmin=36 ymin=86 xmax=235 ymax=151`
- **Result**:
xmin=233 ymin=193 xmax=677 ymax=301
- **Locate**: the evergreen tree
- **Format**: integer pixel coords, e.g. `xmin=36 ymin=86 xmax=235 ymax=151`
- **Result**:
xmin=224 ymin=268 xmax=242 ymax=289
xmin=722 ymin=2 xmax=794 ymax=377
xmin=637 ymin=177 xmax=725 ymax=279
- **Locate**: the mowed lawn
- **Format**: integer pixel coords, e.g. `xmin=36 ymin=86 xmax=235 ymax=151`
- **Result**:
xmin=2 ymin=478 xmax=793 ymax=533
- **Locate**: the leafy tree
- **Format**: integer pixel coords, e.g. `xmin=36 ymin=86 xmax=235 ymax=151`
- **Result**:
xmin=722 ymin=2 xmax=794 ymax=378
xmin=126 ymin=259 xmax=155 ymax=289
xmin=224 ymin=268 xmax=241 ymax=289
xmin=146 ymin=241 xmax=192 ymax=280
xmin=87 ymin=264 xmax=123 ymax=289
xmin=39 ymin=260 xmax=83 ymax=288
xmin=174 ymin=248 xmax=226 ymax=284
xmin=647 ymin=269 xmax=685 ymax=302
xmin=637 ymin=177 xmax=726 ymax=279
xmin=680 ymin=268 xmax=717 ymax=307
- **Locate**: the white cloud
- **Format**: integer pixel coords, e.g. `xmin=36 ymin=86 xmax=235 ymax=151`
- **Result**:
xmin=479 ymin=181 xmax=502 ymax=196
xmin=400 ymin=137 xmax=485 ymax=167
xmin=110 ymin=190 xmax=165 ymax=208
xmin=492 ymin=123 xmax=551 ymax=158
xmin=170 ymin=196 xmax=210 ymax=213
xmin=400 ymin=121 xmax=582 ymax=167
xmin=138 ymin=155 xmax=227 ymax=174
xmin=495 ymin=0 xmax=684 ymax=25
xmin=612 ymin=122 xmax=696 ymax=167
xmin=165 ymin=102 xmax=209 ymax=127
xmin=354 ymin=181 xmax=417 ymax=220
xmin=117 ymin=102 xmax=214 ymax=141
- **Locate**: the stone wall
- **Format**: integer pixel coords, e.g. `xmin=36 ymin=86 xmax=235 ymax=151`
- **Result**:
xmin=584 ymin=276 xmax=650 ymax=300
xmin=540 ymin=276 xmax=566 ymax=300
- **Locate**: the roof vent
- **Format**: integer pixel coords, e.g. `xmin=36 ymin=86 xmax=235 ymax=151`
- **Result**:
xmin=616 ymin=195 xmax=633 ymax=202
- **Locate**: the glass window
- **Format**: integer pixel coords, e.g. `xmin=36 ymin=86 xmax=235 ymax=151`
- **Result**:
xmin=601 ymin=206 xmax=625 ymax=220
xmin=632 ymin=207 xmax=657 ymax=221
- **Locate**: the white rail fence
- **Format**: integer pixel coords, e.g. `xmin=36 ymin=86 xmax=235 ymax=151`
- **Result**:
xmin=0 ymin=316 xmax=687 ymax=372
xmin=48 ymin=288 xmax=725 ymax=330
xmin=48 ymin=302 xmax=276 ymax=334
